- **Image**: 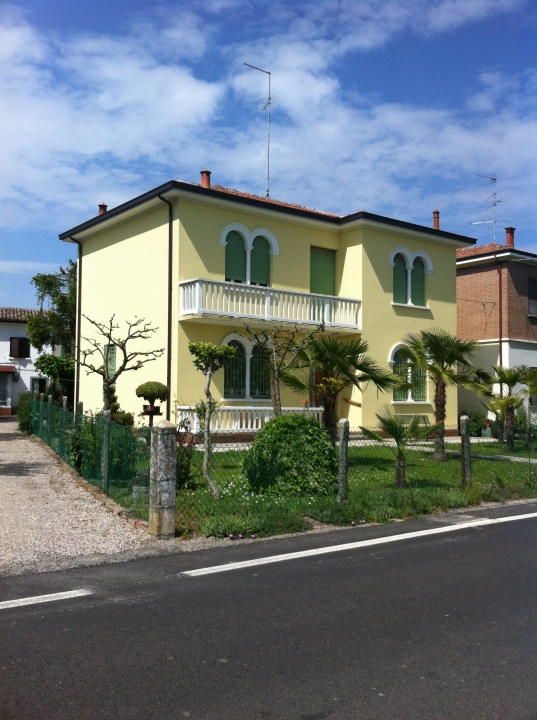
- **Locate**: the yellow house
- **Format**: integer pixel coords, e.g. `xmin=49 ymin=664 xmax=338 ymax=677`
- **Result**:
xmin=59 ymin=171 xmax=475 ymax=429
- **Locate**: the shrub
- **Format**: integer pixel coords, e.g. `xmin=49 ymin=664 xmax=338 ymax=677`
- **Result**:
xmin=16 ymin=392 xmax=34 ymax=434
xmin=467 ymin=411 xmax=485 ymax=437
xmin=243 ymin=415 xmax=337 ymax=496
xmin=135 ymin=381 xmax=169 ymax=406
xmin=177 ymin=423 xmax=198 ymax=489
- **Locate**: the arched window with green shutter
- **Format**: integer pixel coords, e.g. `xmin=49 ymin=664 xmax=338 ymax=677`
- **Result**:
xmin=250 ymin=236 xmax=271 ymax=286
xmin=225 ymin=231 xmax=246 ymax=283
xmin=393 ymin=253 xmax=408 ymax=304
xmin=224 ymin=340 xmax=246 ymax=398
xmin=250 ymin=346 xmax=270 ymax=398
xmin=411 ymin=257 xmax=425 ymax=306
xmin=393 ymin=348 xmax=427 ymax=401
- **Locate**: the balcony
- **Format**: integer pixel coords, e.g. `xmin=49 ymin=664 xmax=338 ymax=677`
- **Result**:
xmin=177 ymin=405 xmax=324 ymax=434
xmin=179 ymin=279 xmax=361 ymax=332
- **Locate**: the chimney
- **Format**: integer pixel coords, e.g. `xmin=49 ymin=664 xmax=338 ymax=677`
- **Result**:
xmin=433 ymin=209 xmax=440 ymax=230
xmin=505 ymin=227 xmax=515 ymax=249
xmin=98 ymin=202 xmax=108 ymax=215
xmin=200 ymin=169 xmax=211 ymax=188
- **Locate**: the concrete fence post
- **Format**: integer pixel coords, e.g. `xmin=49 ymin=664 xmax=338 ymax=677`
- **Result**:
xmin=38 ymin=393 xmax=44 ymax=436
xmin=61 ymin=397 xmax=68 ymax=457
xmin=101 ymin=410 xmax=111 ymax=494
xmin=460 ymin=415 xmax=472 ymax=490
xmin=149 ymin=420 xmax=177 ymax=539
xmin=47 ymin=394 xmax=52 ymax=446
xmin=337 ymin=418 xmax=349 ymax=503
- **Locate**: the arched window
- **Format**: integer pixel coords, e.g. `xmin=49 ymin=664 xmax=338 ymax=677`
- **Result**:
xmin=225 ymin=231 xmax=246 ymax=283
xmin=392 ymin=349 xmax=427 ymax=402
xmin=250 ymin=346 xmax=271 ymax=398
xmin=393 ymin=253 xmax=408 ymax=304
xmin=250 ymin=236 xmax=271 ymax=286
xmin=224 ymin=340 xmax=246 ymax=398
xmin=411 ymin=257 xmax=425 ymax=307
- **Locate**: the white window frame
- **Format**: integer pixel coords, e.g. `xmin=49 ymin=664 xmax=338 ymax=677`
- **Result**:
xmin=221 ymin=333 xmax=272 ymax=403
xmin=219 ymin=223 xmax=279 ymax=286
xmin=388 ymin=246 xmax=433 ymax=309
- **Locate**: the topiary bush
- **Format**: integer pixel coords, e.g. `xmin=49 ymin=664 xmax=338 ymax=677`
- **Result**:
xmin=135 ymin=381 xmax=169 ymax=407
xmin=243 ymin=415 xmax=337 ymax=496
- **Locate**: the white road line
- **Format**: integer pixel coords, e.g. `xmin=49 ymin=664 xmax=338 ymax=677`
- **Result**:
xmin=0 ymin=589 xmax=93 ymax=610
xmin=181 ymin=512 xmax=537 ymax=577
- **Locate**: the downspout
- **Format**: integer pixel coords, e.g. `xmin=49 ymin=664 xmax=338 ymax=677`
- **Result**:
xmin=70 ymin=236 xmax=82 ymax=408
xmin=158 ymin=194 xmax=173 ymax=421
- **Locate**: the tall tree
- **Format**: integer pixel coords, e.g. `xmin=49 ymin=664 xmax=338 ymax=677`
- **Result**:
xmin=398 ymin=329 xmax=477 ymax=461
xmin=243 ymin=323 xmax=324 ymax=416
xmin=189 ymin=342 xmax=236 ymax=500
xmin=282 ymin=336 xmax=396 ymax=444
xmin=78 ymin=315 xmax=164 ymax=412
xmin=26 ymin=261 xmax=77 ymax=357
xmin=471 ymin=365 xmax=537 ymax=452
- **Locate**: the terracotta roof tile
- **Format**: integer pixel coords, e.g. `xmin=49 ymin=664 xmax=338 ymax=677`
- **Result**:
xmin=456 ymin=242 xmax=508 ymax=259
xmin=0 ymin=307 xmax=39 ymax=322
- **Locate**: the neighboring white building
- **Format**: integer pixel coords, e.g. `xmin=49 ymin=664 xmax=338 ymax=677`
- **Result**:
xmin=0 ymin=308 xmax=49 ymax=415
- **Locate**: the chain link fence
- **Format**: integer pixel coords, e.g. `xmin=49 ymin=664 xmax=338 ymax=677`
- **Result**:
xmin=31 ymin=400 xmax=537 ymax=539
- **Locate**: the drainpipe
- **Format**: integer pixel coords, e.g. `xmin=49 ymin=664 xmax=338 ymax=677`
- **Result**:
xmin=495 ymin=254 xmax=503 ymax=397
xmin=158 ymin=195 xmax=173 ymax=421
xmin=70 ymin=236 xmax=82 ymax=408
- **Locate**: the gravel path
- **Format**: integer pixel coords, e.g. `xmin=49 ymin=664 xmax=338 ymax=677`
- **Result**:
xmin=0 ymin=417 xmax=161 ymax=576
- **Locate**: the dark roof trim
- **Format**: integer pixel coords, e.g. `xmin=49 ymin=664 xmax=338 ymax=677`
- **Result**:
xmin=456 ymin=248 xmax=537 ymax=264
xmin=59 ymin=179 xmax=476 ymax=245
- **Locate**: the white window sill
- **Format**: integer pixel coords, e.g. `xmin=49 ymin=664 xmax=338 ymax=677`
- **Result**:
xmin=392 ymin=302 xmax=431 ymax=311
xmin=222 ymin=399 xmax=272 ymax=404
xmin=392 ymin=400 xmax=432 ymax=405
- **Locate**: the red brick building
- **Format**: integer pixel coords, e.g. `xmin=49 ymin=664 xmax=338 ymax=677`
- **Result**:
xmin=456 ymin=227 xmax=537 ymax=412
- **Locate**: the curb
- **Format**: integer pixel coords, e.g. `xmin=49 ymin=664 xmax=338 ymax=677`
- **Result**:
xmin=30 ymin=435 xmax=150 ymax=533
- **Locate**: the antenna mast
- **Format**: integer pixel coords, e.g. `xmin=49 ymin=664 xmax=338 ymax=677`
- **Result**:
xmin=244 ymin=63 xmax=271 ymax=198
xmin=472 ymin=175 xmax=503 ymax=243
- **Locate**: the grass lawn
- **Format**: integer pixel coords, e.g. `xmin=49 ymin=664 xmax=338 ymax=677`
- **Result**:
xmin=109 ymin=444 xmax=537 ymax=538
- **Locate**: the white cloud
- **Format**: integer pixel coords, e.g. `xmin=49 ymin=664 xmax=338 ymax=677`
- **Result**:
xmin=0 ymin=260 xmax=60 ymax=274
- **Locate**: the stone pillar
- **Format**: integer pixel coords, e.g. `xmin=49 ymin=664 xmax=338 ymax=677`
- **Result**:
xmin=337 ymin=418 xmax=349 ymax=503
xmin=101 ymin=410 xmax=111 ymax=494
xmin=460 ymin=415 xmax=472 ymax=489
xmin=149 ymin=420 xmax=177 ymax=539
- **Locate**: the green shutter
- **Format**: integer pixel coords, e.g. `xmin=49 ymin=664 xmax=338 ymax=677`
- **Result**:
xmin=310 ymin=247 xmax=336 ymax=295
xmin=225 ymin=231 xmax=246 ymax=283
xmin=393 ymin=350 xmax=409 ymax=401
xmin=105 ymin=345 xmax=116 ymax=375
xmin=250 ymin=346 xmax=271 ymax=398
xmin=393 ymin=253 xmax=407 ymax=304
xmin=411 ymin=366 xmax=427 ymax=401
xmin=250 ymin=236 xmax=271 ymax=286
xmin=224 ymin=340 xmax=246 ymax=398
xmin=411 ymin=257 xmax=425 ymax=306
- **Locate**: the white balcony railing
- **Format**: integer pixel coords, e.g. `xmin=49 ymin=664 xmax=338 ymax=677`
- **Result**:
xmin=177 ymin=405 xmax=324 ymax=434
xmin=179 ymin=279 xmax=361 ymax=330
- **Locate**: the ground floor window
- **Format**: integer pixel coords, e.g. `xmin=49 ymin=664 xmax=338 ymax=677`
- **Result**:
xmin=393 ymin=349 xmax=427 ymax=402
xmin=30 ymin=377 xmax=47 ymax=395
xmin=0 ymin=376 xmax=7 ymax=406
xmin=223 ymin=337 xmax=270 ymax=401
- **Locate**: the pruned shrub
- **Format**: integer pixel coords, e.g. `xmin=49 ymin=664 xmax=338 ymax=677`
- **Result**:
xmin=243 ymin=415 xmax=337 ymax=495
xmin=16 ymin=392 xmax=34 ymax=435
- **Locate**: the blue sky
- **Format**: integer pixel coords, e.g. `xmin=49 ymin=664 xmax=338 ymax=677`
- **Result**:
xmin=1 ymin=0 xmax=536 ymax=308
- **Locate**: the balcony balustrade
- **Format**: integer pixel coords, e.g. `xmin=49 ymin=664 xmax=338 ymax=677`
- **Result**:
xmin=177 ymin=405 xmax=324 ymax=434
xmin=179 ymin=278 xmax=361 ymax=331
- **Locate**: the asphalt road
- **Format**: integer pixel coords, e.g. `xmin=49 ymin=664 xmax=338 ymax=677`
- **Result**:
xmin=1 ymin=503 xmax=536 ymax=720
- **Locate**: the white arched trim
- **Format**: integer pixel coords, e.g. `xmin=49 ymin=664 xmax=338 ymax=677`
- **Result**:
xmin=388 ymin=246 xmax=433 ymax=273
xmin=221 ymin=332 xmax=254 ymax=358
xmin=219 ymin=223 xmax=280 ymax=255
xmin=388 ymin=343 xmax=407 ymax=367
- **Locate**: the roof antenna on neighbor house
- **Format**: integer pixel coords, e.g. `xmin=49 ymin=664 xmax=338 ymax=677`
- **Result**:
xmin=244 ymin=62 xmax=271 ymax=198
xmin=471 ymin=175 xmax=504 ymax=244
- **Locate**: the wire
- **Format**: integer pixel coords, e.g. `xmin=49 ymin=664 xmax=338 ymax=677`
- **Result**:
xmin=274 ymin=108 xmax=367 ymax=208
xmin=225 ymin=113 xmax=264 ymax=187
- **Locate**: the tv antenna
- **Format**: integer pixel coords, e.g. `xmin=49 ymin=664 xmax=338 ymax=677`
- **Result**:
xmin=471 ymin=175 xmax=504 ymax=243
xmin=244 ymin=63 xmax=271 ymax=198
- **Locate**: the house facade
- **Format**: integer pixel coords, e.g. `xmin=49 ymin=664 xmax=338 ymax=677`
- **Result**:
xmin=457 ymin=227 xmax=537 ymax=414
xmin=60 ymin=172 xmax=475 ymax=428
xmin=0 ymin=308 xmax=48 ymax=415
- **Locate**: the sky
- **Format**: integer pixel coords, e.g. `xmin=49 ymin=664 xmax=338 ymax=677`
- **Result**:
xmin=1 ymin=0 xmax=536 ymax=308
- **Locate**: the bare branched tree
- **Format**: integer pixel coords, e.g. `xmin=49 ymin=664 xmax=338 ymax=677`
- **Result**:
xmin=79 ymin=315 xmax=165 ymax=411
xmin=243 ymin=323 xmax=324 ymax=415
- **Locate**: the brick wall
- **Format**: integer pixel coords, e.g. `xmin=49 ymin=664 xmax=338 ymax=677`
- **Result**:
xmin=457 ymin=259 xmax=537 ymax=342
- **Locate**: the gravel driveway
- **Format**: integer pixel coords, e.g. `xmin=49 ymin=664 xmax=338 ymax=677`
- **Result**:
xmin=0 ymin=417 xmax=162 ymax=576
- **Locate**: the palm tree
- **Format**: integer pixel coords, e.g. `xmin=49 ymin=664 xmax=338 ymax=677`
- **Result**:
xmin=282 ymin=337 xmax=396 ymax=444
xmin=360 ymin=406 xmax=442 ymax=488
xmin=398 ymin=329 xmax=477 ymax=462
xmin=471 ymin=365 xmax=537 ymax=452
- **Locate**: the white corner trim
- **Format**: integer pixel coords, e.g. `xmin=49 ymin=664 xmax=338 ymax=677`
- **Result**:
xmin=391 ymin=302 xmax=431 ymax=311
xmin=219 ymin=223 xmax=280 ymax=255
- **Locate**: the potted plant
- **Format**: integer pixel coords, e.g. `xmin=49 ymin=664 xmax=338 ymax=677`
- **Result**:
xmin=135 ymin=381 xmax=170 ymax=426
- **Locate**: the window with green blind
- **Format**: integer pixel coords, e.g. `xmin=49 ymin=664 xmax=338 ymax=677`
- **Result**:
xmin=250 ymin=236 xmax=271 ymax=286
xmin=529 ymin=279 xmax=537 ymax=316
xmin=250 ymin=346 xmax=270 ymax=398
xmin=105 ymin=345 xmax=116 ymax=376
xmin=224 ymin=340 xmax=246 ymax=398
xmin=310 ymin=247 xmax=336 ymax=296
xmin=392 ymin=349 xmax=427 ymax=402
xmin=411 ymin=257 xmax=425 ymax=306
xmin=225 ymin=231 xmax=246 ymax=283
xmin=393 ymin=350 xmax=410 ymax=401
xmin=393 ymin=253 xmax=408 ymax=304
xmin=411 ymin=365 xmax=427 ymax=401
